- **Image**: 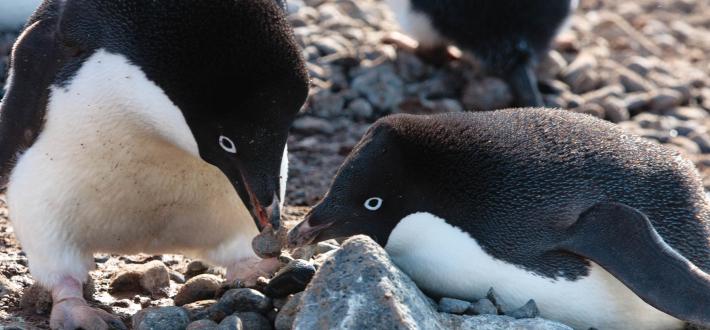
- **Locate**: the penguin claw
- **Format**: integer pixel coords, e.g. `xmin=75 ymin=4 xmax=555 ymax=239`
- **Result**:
xmin=226 ymin=257 xmax=282 ymax=288
xmin=50 ymin=298 xmax=126 ymax=330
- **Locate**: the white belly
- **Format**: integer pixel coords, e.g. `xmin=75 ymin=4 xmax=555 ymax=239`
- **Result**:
xmin=385 ymin=212 xmax=684 ymax=330
xmin=384 ymin=0 xmax=444 ymax=48
xmin=7 ymin=50 xmax=259 ymax=269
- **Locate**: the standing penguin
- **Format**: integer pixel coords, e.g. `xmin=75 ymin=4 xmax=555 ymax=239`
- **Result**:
xmin=0 ymin=0 xmax=308 ymax=329
xmin=289 ymin=109 xmax=710 ymax=330
xmin=384 ymin=0 xmax=577 ymax=107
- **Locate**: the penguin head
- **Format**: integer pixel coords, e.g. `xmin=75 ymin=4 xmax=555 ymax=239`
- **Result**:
xmin=2 ymin=0 xmax=308 ymax=230
xmin=289 ymin=116 xmax=431 ymax=246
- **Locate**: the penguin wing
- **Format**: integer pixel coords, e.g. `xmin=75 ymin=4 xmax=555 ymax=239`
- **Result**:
xmin=558 ymin=202 xmax=710 ymax=326
xmin=0 ymin=17 xmax=64 ymax=187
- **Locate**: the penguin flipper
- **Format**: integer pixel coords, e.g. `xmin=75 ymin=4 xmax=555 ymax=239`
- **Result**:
xmin=0 ymin=16 xmax=64 ymax=187
xmin=559 ymin=202 xmax=710 ymax=326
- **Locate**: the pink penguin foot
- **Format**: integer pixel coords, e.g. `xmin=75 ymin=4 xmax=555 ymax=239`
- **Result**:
xmin=49 ymin=276 xmax=126 ymax=330
xmin=50 ymin=298 xmax=126 ymax=330
xmin=226 ymin=257 xmax=282 ymax=288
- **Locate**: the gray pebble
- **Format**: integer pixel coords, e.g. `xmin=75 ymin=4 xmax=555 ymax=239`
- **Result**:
xmin=217 ymin=315 xmax=243 ymax=330
xmin=315 ymin=242 xmax=339 ymax=255
xmin=186 ymin=319 xmax=219 ymax=330
xmin=346 ymin=98 xmax=374 ymax=120
xmin=133 ymin=306 xmax=190 ymax=330
xmin=691 ymin=133 xmax=710 ymax=153
xmin=486 ymin=288 xmax=503 ymax=314
xmin=264 ymin=259 xmax=316 ymax=297
xmin=466 ymin=298 xmax=498 ymax=316
xmin=252 ymin=229 xmax=282 ymax=259
xmin=649 ymin=89 xmax=683 ymax=112
xmin=170 ymin=270 xmax=186 ymax=284
xmin=461 ymin=77 xmax=512 ymax=111
xmin=274 ymin=292 xmax=303 ymax=330
xmin=352 ymin=66 xmax=404 ymax=111
xmin=217 ymin=289 xmax=272 ymax=314
xmin=233 ymin=312 xmax=273 ymax=330
xmin=292 ymin=116 xmax=336 ymax=135
xmin=437 ymin=297 xmax=471 ymax=314
xmin=506 ymin=299 xmax=540 ymax=319
xmin=174 ymin=274 xmax=222 ymax=306
xmin=185 ymin=260 xmax=210 ymax=280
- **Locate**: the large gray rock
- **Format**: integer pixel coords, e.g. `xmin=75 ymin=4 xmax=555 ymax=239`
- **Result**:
xmin=293 ymin=236 xmax=572 ymax=330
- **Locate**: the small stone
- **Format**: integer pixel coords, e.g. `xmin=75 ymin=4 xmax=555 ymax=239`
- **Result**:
xmin=217 ymin=315 xmax=243 ymax=330
xmin=665 ymin=107 xmax=708 ymax=121
xmin=649 ymin=89 xmax=683 ymax=112
xmin=669 ymin=136 xmax=701 ymax=154
xmin=170 ymin=270 xmax=186 ymax=284
xmin=133 ymin=306 xmax=190 ymax=330
xmin=438 ymin=297 xmax=471 ymax=314
xmin=291 ymin=245 xmax=316 ymax=261
xmin=20 ymin=283 xmax=52 ymax=315
xmin=461 ymin=77 xmax=512 ymax=111
xmin=174 ymin=274 xmax=222 ymax=306
xmin=346 ymin=98 xmax=374 ymax=120
xmin=187 ymin=319 xmax=219 ymax=330
xmin=315 ymin=242 xmax=339 ymax=255
xmin=562 ymin=53 xmax=599 ymax=94
xmin=536 ymin=50 xmax=567 ymax=81
xmin=274 ymin=292 xmax=303 ymax=330
xmin=140 ymin=261 xmax=171 ymax=298
xmin=486 ymin=288 xmax=503 ymax=314
xmin=184 ymin=300 xmax=219 ymax=322
xmin=619 ymin=69 xmax=653 ymax=93
xmin=264 ymin=260 xmax=316 ymax=297
xmin=0 ymin=274 xmax=20 ymax=298
xmin=217 ymin=289 xmax=272 ymax=314
xmin=252 ymin=229 xmax=283 ymax=259
xmin=292 ymin=116 xmax=336 ymax=135
xmin=351 ymin=66 xmax=404 ymax=111
xmin=690 ymin=134 xmax=710 ymax=154
xmin=233 ymin=312 xmax=272 ymax=330
xmin=466 ymin=298 xmax=498 ymax=316
xmin=186 ymin=260 xmax=210 ymax=280
xmin=506 ymin=299 xmax=540 ymax=319
xmin=573 ymin=103 xmax=605 ymax=119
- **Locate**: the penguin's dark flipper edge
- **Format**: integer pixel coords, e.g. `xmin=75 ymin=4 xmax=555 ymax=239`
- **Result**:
xmin=559 ymin=202 xmax=710 ymax=326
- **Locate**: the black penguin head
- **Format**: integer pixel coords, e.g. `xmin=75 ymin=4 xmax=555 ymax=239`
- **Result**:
xmin=288 ymin=117 xmax=431 ymax=246
xmin=2 ymin=0 xmax=309 ymax=230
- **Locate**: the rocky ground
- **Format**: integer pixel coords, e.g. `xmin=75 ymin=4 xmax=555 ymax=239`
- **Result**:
xmin=2 ymin=0 xmax=710 ymax=328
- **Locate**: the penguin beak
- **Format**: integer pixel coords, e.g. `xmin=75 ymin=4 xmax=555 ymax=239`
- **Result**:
xmin=287 ymin=218 xmax=333 ymax=248
xmin=243 ymin=183 xmax=281 ymax=232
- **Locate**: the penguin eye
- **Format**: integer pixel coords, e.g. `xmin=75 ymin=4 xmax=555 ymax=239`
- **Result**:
xmin=364 ymin=197 xmax=383 ymax=211
xmin=219 ymin=135 xmax=237 ymax=154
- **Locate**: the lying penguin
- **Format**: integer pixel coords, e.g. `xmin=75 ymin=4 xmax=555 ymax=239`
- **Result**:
xmin=0 ymin=0 xmax=308 ymax=329
xmin=383 ymin=0 xmax=577 ymax=107
xmin=289 ymin=109 xmax=710 ymax=330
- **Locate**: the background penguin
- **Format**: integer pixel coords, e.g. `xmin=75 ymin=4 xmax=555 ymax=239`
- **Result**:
xmin=383 ymin=0 xmax=577 ymax=107
xmin=0 ymin=0 xmax=308 ymax=329
xmin=288 ymin=109 xmax=710 ymax=330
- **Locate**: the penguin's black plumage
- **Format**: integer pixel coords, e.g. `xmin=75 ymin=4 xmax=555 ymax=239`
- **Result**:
xmin=384 ymin=0 xmax=576 ymax=107
xmin=0 ymin=1 xmax=307 ymax=329
xmin=289 ymin=109 xmax=710 ymax=329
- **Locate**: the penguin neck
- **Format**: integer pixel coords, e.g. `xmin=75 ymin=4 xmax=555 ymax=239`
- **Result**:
xmin=47 ymin=49 xmax=199 ymax=157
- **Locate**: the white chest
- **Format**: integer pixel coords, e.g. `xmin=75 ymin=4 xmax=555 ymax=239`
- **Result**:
xmin=384 ymin=0 xmax=444 ymax=48
xmin=384 ymin=212 xmax=683 ymax=330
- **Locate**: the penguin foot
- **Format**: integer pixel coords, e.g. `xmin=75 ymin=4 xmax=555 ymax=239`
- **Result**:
xmin=382 ymin=31 xmax=461 ymax=66
xmin=226 ymin=257 xmax=282 ymax=287
xmin=50 ymin=277 xmax=126 ymax=330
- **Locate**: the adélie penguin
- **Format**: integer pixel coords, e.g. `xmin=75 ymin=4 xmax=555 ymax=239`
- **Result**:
xmin=289 ymin=109 xmax=710 ymax=330
xmin=383 ymin=0 xmax=578 ymax=107
xmin=0 ymin=0 xmax=308 ymax=329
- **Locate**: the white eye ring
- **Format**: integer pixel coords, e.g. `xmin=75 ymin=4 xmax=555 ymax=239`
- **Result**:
xmin=364 ymin=197 xmax=383 ymax=211
xmin=219 ymin=135 xmax=237 ymax=154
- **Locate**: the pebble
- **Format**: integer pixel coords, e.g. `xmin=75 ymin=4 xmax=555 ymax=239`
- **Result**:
xmin=437 ymin=297 xmax=471 ymax=314
xmin=174 ymin=274 xmax=222 ymax=306
xmin=184 ymin=300 xmax=220 ymax=322
xmin=264 ymin=259 xmax=317 ymax=297
xmin=132 ymin=306 xmax=190 ymax=330
xmin=649 ymin=89 xmax=683 ymax=112
xmin=351 ymin=66 xmax=404 ymax=111
xmin=506 ymin=300 xmax=540 ymax=319
xmin=233 ymin=312 xmax=273 ymax=330
xmin=185 ymin=260 xmax=211 ymax=280
xmin=186 ymin=319 xmax=219 ymax=330
xmin=315 ymin=242 xmax=339 ymax=255
xmin=216 ymin=289 xmax=272 ymax=315
xmin=274 ymin=292 xmax=303 ymax=330
xmin=562 ymin=53 xmax=599 ymax=94
xmin=218 ymin=315 xmax=243 ymax=330
xmin=486 ymin=288 xmax=503 ymax=314
xmin=110 ymin=261 xmax=170 ymax=298
xmin=466 ymin=298 xmax=498 ymax=316
xmin=252 ymin=229 xmax=283 ymax=259
xmin=292 ymin=116 xmax=336 ymax=135
xmin=461 ymin=77 xmax=512 ymax=111
xmin=346 ymin=98 xmax=375 ymax=120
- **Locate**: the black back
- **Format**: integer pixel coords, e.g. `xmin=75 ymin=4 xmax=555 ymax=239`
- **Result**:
xmin=311 ymin=109 xmax=710 ymax=280
xmin=0 ymin=0 xmax=309 ymax=220
xmin=410 ymin=0 xmax=573 ymax=73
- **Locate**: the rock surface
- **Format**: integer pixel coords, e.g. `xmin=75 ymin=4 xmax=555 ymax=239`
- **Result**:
xmin=293 ymin=236 xmax=572 ymax=329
